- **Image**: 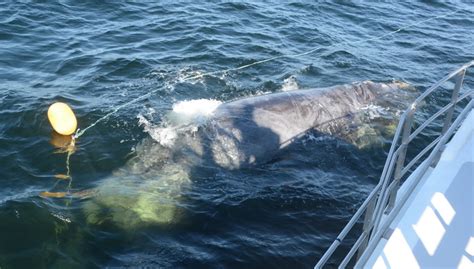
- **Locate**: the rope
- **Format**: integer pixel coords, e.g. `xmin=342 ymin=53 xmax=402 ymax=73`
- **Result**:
xmin=74 ymin=8 xmax=462 ymax=139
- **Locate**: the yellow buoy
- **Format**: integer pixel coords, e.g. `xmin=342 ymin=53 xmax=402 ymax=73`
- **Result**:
xmin=47 ymin=102 xmax=77 ymax=135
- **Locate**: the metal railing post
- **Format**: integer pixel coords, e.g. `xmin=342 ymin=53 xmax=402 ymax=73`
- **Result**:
xmin=314 ymin=61 xmax=474 ymax=269
xmin=386 ymin=106 xmax=416 ymax=211
xmin=357 ymin=197 xmax=377 ymax=259
xmin=443 ymin=70 xmax=466 ymax=133
xmin=431 ymin=69 xmax=466 ymax=166
xmin=356 ymin=100 xmax=474 ymax=267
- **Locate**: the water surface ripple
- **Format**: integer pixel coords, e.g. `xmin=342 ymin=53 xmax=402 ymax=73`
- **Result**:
xmin=0 ymin=2 xmax=473 ymax=268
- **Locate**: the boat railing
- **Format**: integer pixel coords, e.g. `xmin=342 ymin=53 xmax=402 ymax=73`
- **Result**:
xmin=315 ymin=60 xmax=474 ymax=269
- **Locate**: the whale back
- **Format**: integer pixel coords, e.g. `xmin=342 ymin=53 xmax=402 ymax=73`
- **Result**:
xmin=83 ymin=81 xmax=414 ymax=229
xmin=205 ymin=81 xmax=405 ymax=168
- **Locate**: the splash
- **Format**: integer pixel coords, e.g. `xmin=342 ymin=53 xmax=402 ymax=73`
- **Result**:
xmin=171 ymin=99 xmax=222 ymax=119
xmin=281 ymin=76 xmax=299 ymax=91
xmin=138 ymin=99 xmax=222 ymax=147
xmin=360 ymin=104 xmax=390 ymax=120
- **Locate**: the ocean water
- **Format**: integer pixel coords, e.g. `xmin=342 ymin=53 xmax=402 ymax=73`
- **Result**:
xmin=0 ymin=1 xmax=473 ymax=268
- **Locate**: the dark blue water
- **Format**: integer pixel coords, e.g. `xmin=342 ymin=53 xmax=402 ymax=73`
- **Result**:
xmin=0 ymin=1 xmax=473 ymax=268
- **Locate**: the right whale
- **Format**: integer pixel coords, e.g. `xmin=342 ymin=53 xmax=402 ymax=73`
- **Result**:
xmin=83 ymin=80 xmax=416 ymax=229
xmin=182 ymin=80 xmax=414 ymax=169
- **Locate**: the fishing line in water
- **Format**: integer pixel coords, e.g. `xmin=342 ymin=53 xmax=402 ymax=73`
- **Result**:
xmin=40 ymin=137 xmax=76 ymax=199
xmin=73 ymin=9 xmax=461 ymax=139
xmin=44 ymin=8 xmax=463 ymax=198
xmin=65 ymin=139 xmax=74 ymax=192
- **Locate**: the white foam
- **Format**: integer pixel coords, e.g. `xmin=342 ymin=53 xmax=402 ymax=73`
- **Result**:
xmin=169 ymin=99 xmax=222 ymax=126
xmin=281 ymin=76 xmax=299 ymax=91
xmin=172 ymin=99 xmax=222 ymax=118
xmin=176 ymin=69 xmax=206 ymax=84
xmin=138 ymin=99 xmax=222 ymax=147
xmin=360 ymin=104 xmax=390 ymax=119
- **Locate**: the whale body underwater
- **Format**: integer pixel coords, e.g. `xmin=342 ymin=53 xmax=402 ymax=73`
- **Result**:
xmin=83 ymin=81 xmax=414 ymax=229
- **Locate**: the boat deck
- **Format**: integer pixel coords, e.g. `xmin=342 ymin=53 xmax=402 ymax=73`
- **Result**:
xmin=360 ymin=109 xmax=474 ymax=268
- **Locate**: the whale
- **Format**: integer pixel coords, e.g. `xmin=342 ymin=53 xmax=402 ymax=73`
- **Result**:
xmin=201 ymin=81 xmax=410 ymax=168
xmin=83 ymin=81 xmax=415 ymax=229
